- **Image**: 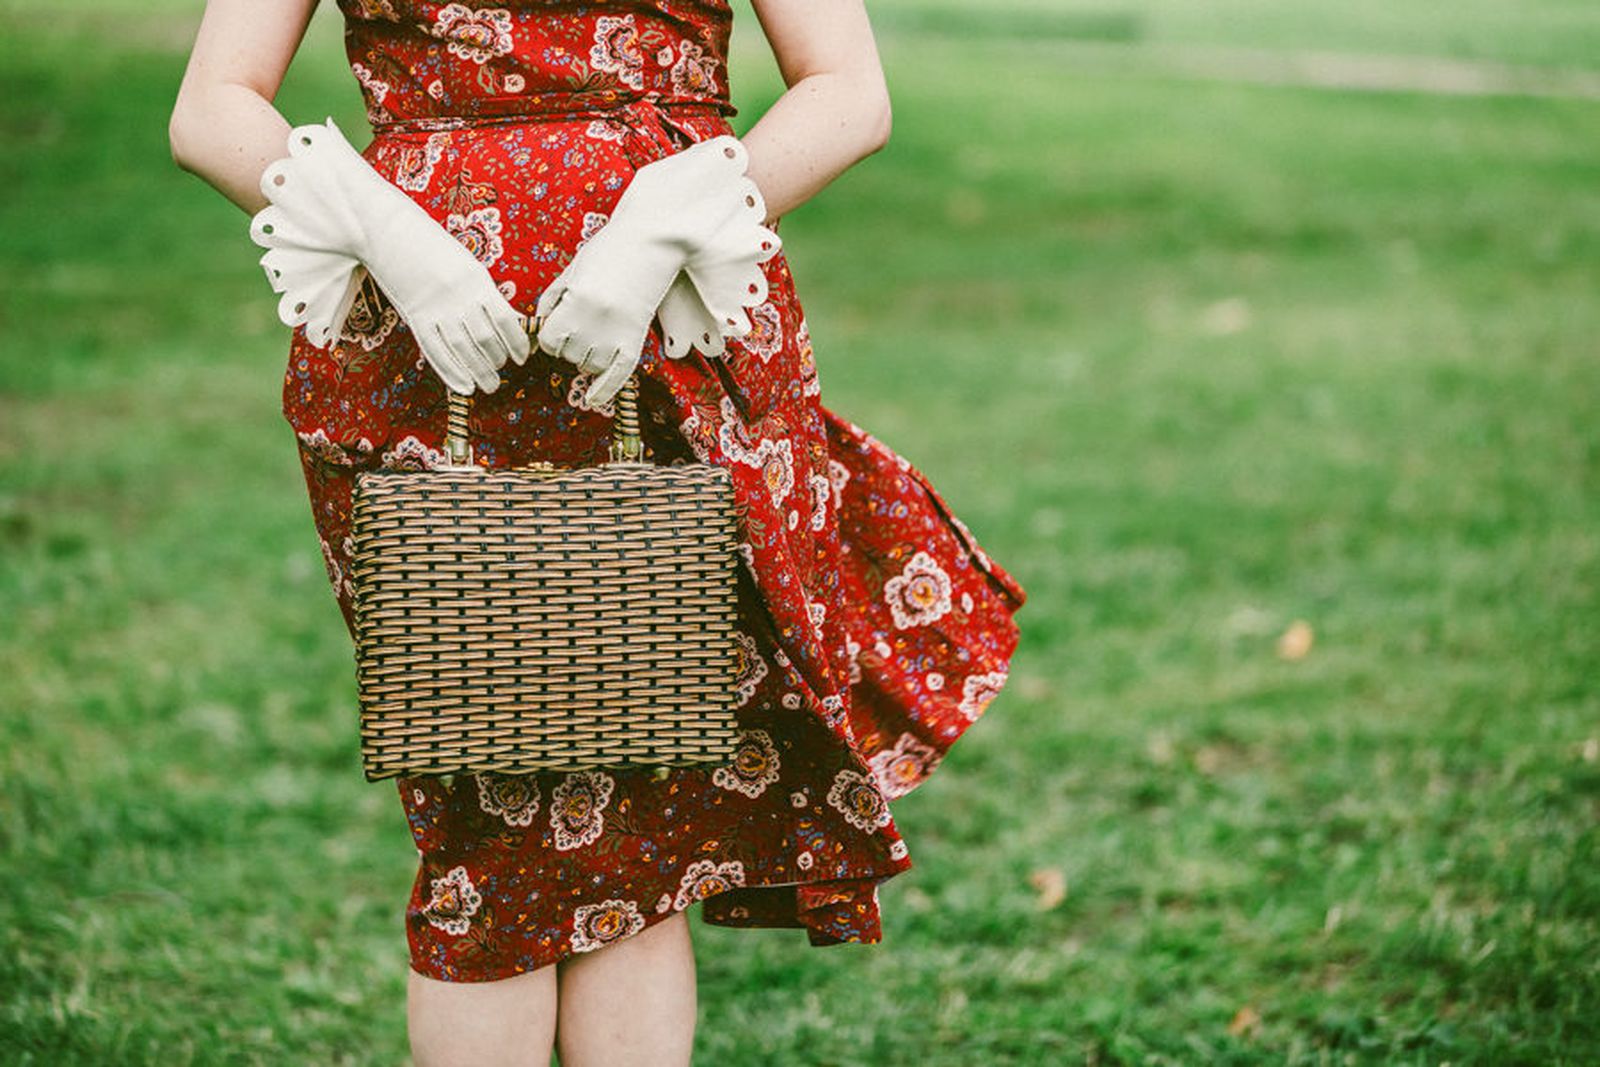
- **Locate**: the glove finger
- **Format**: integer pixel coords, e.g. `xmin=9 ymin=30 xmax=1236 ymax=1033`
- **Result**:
xmin=421 ymin=321 xmax=476 ymax=395
xmin=657 ymin=273 xmax=723 ymax=360
xmin=534 ymin=278 xmax=568 ymax=327
xmin=452 ymin=317 xmax=503 ymax=393
xmin=468 ymin=336 xmax=502 ymax=394
xmin=482 ymin=301 xmax=532 ymax=366
xmin=535 ymin=292 xmax=581 ymax=362
xmin=584 ymin=347 xmax=634 ymax=409
xmin=464 ymin=303 xmax=513 ymax=373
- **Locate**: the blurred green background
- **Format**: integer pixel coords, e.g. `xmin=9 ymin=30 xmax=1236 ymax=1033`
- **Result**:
xmin=3 ymin=1 xmax=1598 ymax=1063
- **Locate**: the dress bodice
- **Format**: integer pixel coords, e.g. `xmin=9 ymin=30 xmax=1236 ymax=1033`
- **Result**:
xmin=338 ymin=0 xmax=736 ymax=130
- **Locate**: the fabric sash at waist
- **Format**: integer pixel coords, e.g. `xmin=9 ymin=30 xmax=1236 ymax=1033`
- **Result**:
xmin=368 ymin=91 xmax=733 ymax=136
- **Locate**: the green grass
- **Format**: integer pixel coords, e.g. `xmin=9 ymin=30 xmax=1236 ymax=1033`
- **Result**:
xmin=3 ymin=3 xmax=1598 ymax=1064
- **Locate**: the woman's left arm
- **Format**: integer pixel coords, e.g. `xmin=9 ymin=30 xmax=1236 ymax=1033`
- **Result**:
xmin=169 ymin=0 xmax=320 ymax=213
xmin=740 ymin=0 xmax=893 ymax=224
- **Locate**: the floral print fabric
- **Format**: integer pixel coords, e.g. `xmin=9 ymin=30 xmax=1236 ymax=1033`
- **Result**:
xmin=289 ymin=0 xmax=1027 ymax=982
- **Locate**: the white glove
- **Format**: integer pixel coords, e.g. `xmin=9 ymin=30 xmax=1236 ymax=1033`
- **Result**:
xmin=534 ymin=135 xmax=780 ymax=407
xmin=249 ymin=117 xmax=529 ymax=395
xmin=656 ymin=271 xmax=726 ymax=360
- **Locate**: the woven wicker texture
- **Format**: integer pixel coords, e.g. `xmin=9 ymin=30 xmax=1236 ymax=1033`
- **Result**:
xmin=350 ymin=459 xmax=744 ymax=781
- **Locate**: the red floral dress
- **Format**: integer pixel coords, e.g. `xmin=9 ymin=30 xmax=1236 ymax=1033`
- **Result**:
xmin=286 ymin=0 xmax=1028 ymax=982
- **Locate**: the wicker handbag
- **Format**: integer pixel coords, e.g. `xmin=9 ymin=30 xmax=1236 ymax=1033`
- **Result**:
xmin=348 ymin=375 xmax=744 ymax=781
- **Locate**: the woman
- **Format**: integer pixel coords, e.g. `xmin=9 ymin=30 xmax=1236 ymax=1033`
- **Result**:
xmin=170 ymin=2 xmax=1026 ymax=1063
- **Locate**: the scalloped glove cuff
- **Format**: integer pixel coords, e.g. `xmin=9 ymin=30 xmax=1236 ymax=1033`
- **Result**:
xmin=534 ymin=135 xmax=781 ymax=405
xmin=248 ymin=117 xmax=528 ymax=394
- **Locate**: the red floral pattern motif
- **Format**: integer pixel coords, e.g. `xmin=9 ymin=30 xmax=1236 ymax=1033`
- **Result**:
xmin=288 ymin=0 xmax=1027 ymax=982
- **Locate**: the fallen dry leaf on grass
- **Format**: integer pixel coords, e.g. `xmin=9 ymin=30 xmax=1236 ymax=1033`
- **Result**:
xmin=1227 ymin=1005 xmax=1262 ymax=1037
xmin=1027 ymin=867 xmax=1068 ymax=910
xmin=1277 ymin=619 xmax=1314 ymax=660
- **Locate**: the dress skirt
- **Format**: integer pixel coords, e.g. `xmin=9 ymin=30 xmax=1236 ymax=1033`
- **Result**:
xmin=283 ymin=7 xmax=1027 ymax=982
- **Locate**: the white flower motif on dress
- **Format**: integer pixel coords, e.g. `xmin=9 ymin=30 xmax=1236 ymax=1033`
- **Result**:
xmin=351 ymin=62 xmax=391 ymax=104
xmin=712 ymin=728 xmax=781 ymax=798
xmin=844 ymin=633 xmax=862 ymax=684
xmin=796 ymin=318 xmax=820 ymax=396
xmin=394 ymin=133 xmax=445 ymax=192
xmin=868 ymin=731 xmax=940 ymax=800
xmin=381 ymin=435 xmax=448 ymax=471
xmin=957 ymin=668 xmax=1009 ymax=722
xmin=790 ymin=790 xmax=808 ymax=808
xmin=447 ymin=207 xmax=505 ymax=267
xmin=567 ymin=370 xmax=618 ymax=416
xmin=318 ymin=535 xmax=352 ymax=600
xmin=888 ymin=838 xmax=909 ymax=861
xmin=730 ymin=631 xmax=769 ymax=708
xmin=808 ymin=473 xmax=830 ymax=531
xmin=590 ymin=15 xmax=644 ymax=90
xmin=337 ymin=273 xmax=401 ymax=351
xmin=960 ymin=591 xmax=974 ymax=614
xmin=827 ymin=458 xmax=850 ymax=512
xmin=656 ymin=45 xmax=674 ymax=67
xmin=807 ymin=599 xmax=827 ymax=637
xmin=570 ymin=897 xmax=645 ymax=952
xmin=821 ymin=693 xmax=846 ymax=729
xmin=883 ymin=550 xmax=953 ymax=630
xmin=475 ymin=771 xmax=540 ymax=827
xmin=669 ymin=39 xmax=719 ymax=96
xmin=503 ymin=72 xmax=525 ymax=93
xmin=678 ymin=409 xmax=715 ymax=463
xmin=352 ymin=0 xmax=400 ymax=19
xmin=584 ymin=119 xmax=627 ymax=142
xmin=297 ymin=427 xmax=376 ymax=467
xmin=672 ymin=858 xmax=746 ymax=910
xmin=739 ymin=302 xmax=782 ymax=363
xmin=431 ymin=5 xmax=515 ymax=65
xmin=797 ymin=849 xmax=813 ymax=870
xmin=421 ymin=865 xmax=482 ymax=936
xmin=656 ymin=893 xmax=673 ymax=913
xmin=826 ymin=768 xmax=891 ymax=832
xmin=578 ymin=211 xmax=609 ymax=245
xmin=927 ymin=671 xmax=945 ymax=691
xmin=550 ymin=770 xmax=615 ymax=850
xmin=716 ymin=398 xmax=761 ymax=465
xmin=750 ymin=438 xmax=795 ymax=507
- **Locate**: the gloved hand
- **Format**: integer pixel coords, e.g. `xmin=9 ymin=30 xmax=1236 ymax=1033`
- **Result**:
xmin=249 ymin=117 xmax=529 ymax=395
xmin=534 ymin=135 xmax=780 ymax=407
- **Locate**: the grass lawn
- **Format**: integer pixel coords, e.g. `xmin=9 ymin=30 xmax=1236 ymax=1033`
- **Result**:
xmin=2 ymin=2 xmax=1597 ymax=1064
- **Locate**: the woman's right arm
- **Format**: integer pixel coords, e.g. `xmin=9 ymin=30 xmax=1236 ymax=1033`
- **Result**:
xmin=169 ymin=0 xmax=320 ymax=214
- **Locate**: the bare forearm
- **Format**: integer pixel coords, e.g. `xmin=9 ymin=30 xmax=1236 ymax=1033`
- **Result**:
xmin=740 ymin=71 xmax=890 ymax=225
xmin=170 ymin=83 xmax=292 ymax=214
xmin=169 ymin=0 xmax=317 ymax=213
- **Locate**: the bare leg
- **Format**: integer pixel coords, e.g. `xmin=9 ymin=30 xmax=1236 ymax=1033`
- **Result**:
xmin=408 ymin=964 xmax=559 ymax=1067
xmin=554 ymin=910 xmax=697 ymax=1067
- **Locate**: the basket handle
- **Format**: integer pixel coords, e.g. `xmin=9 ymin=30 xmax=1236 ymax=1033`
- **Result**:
xmin=444 ymin=331 xmax=645 ymax=468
